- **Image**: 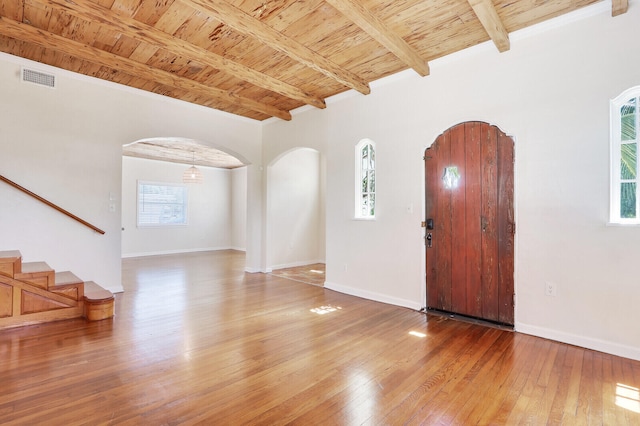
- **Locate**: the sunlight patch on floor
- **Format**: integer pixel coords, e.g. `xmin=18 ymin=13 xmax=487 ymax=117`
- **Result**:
xmin=310 ymin=305 xmax=342 ymax=315
xmin=616 ymin=383 xmax=640 ymax=413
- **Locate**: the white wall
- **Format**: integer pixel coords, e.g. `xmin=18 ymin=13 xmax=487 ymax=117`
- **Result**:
xmin=0 ymin=52 xmax=262 ymax=292
xmin=264 ymin=4 xmax=640 ymax=360
xmin=268 ymin=148 xmax=324 ymax=270
xmin=121 ymin=157 xmax=246 ymax=257
xmin=231 ymin=167 xmax=247 ymax=251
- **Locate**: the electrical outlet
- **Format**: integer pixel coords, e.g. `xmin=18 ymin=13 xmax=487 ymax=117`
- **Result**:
xmin=545 ymin=281 xmax=557 ymax=297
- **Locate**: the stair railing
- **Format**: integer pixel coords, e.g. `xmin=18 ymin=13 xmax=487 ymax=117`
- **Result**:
xmin=0 ymin=174 xmax=105 ymax=235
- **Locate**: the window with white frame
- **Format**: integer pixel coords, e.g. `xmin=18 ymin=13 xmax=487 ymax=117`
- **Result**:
xmin=611 ymin=87 xmax=640 ymax=224
xmin=355 ymin=139 xmax=376 ymax=219
xmin=137 ymin=181 xmax=188 ymax=227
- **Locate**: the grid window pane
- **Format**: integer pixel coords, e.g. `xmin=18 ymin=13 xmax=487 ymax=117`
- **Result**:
xmin=361 ymin=194 xmax=369 ymax=216
xmin=621 ymin=98 xmax=637 ymax=141
xmin=612 ymin=91 xmax=640 ymax=223
xmin=138 ymin=182 xmax=188 ymax=226
xmin=621 ymin=143 xmax=637 ymax=180
xmin=362 ymin=145 xmax=369 ymax=170
xmin=621 ymin=182 xmax=636 ymax=218
xmin=356 ymin=140 xmax=376 ymax=218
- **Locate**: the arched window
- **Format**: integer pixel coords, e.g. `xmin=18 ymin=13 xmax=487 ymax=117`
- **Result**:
xmin=355 ymin=139 xmax=376 ymax=219
xmin=611 ymin=87 xmax=640 ymax=224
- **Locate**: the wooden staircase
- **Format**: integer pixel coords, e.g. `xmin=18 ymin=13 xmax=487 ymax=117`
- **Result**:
xmin=0 ymin=250 xmax=114 ymax=329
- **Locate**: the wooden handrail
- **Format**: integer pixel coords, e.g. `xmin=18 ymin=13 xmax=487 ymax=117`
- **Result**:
xmin=0 ymin=174 xmax=105 ymax=235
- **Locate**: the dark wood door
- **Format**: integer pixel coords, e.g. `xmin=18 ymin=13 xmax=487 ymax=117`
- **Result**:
xmin=425 ymin=122 xmax=515 ymax=325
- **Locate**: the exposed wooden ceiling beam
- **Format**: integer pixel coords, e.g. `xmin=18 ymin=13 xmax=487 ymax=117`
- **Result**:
xmin=612 ymin=0 xmax=629 ymax=17
xmin=0 ymin=17 xmax=291 ymax=120
xmin=325 ymin=0 xmax=429 ymax=77
xmin=467 ymin=0 xmax=510 ymax=53
xmin=41 ymin=0 xmax=325 ymax=110
xmin=185 ymin=0 xmax=371 ymax=95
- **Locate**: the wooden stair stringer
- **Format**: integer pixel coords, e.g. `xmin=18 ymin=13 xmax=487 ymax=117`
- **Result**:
xmin=0 ymin=274 xmax=83 ymax=329
xmin=0 ymin=251 xmax=115 ymax=330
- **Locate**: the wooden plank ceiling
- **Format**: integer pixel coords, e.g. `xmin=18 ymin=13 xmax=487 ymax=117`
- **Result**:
xmin=0 ymin=0 xmax=628 ymax=123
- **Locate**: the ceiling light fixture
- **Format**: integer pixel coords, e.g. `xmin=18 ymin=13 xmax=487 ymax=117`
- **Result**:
xmin=183 ymin=151 xmax=203 ymax=184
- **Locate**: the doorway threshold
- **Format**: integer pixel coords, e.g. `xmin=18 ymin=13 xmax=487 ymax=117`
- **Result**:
xmin=425 ymin=308 xmax=514 ymax=331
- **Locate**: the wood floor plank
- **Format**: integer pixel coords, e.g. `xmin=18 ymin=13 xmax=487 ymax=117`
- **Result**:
xmin=459 ymin=332 xmax=531 ymax=423
xmin=1 ymin=250 xmax=639 ymax=425
xmin=399 ymin=327 xmax=510 ymax=425
xmin=504 ymin=339 xmax=554 ymax=424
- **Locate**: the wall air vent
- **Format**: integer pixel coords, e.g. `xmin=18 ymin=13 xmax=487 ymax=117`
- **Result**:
xmin=21 ymin=68 xmax=56 ymax=88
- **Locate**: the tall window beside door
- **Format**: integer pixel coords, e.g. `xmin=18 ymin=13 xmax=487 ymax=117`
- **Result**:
xmin=611 ymin=87 xmax=640 ymax=224
xmin=355 ymin=139 xmax=376 ymax=219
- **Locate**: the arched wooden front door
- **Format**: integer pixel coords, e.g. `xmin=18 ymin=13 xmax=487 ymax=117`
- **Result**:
xmin=425 ymin=122 xmax=515 ymax=325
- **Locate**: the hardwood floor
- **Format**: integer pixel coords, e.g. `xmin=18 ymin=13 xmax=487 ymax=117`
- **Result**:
xmin=270 ymin=263 xmax=326 ymax=287
xmin=1 ymin=250 xmax=639 ymax=425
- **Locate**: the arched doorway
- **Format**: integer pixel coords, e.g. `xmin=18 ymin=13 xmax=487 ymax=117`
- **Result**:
xmin=121 ymin=137 xmax=249 ymax=259
xmin=425 ymin=122 xmax=515 ymax=325
xmin=267 ymin=148 xmax=325 ymax=276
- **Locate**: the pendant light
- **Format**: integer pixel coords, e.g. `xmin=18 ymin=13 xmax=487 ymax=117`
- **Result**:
xmin=183 ymin=151 xmax=203 ymax=184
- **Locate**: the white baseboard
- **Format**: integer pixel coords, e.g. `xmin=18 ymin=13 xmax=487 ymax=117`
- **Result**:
xmin=324 ymin=281 xmax=422 ymax=311
xmin=269 ymin=259 xmax=325 ymax=271
xmin=104 ymin=284 xmax=124 ymax=294
xmin=245 ymin=266 xmax=270 ymax=273
xmin=121 ymin=246 xmax=235 ymax=258
xmin=516 ymin=322 xmax=640 ymax=362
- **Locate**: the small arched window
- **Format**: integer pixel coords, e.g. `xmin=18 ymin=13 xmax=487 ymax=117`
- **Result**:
xmin=355 ymin=139 xmax=376 ymax=219
xmin=611 ymin=87 xmax=640 ymax=224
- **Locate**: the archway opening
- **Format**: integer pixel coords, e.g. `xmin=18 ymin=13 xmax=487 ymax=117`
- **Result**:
xmin=121 ymin=137 xmax=248 ymax=262
xmin=267 ymin=148 xmax=325 ymax=286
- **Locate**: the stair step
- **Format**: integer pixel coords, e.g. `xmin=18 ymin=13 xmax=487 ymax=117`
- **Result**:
xmin=15 ymin=262 xmax=55 ymax=289
xmin=20 ymin=261 xmax=53 ymax=274
xmin=0 ymin=250 xmax=22 ymax=260
xmin=0 ymin=250 xmax=22 ymax=277
xmin=83 ymin=281 xmax=115 ymax=322
xmin=0 ymin=249 xmax=114 ymax=329
xmin=50 ymin=271 xmax=85 ymax=301
xmin=84 ymin=281 xmax=113 ymax=301
xmin=54 ymin=271 xmax=83 ymax=287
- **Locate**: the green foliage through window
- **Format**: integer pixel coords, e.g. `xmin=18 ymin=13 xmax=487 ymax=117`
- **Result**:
xmin=356 ymin=140 xmax=376 ymax=218
xmin=619 ymin=97 xmax=638 ymax=219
